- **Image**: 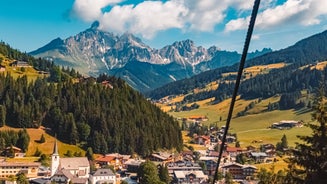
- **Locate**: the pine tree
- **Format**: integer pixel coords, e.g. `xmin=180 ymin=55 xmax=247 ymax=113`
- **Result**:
xmin=85 ymin=147 xmax=94 ymax=161
xmin=0 ymin=105 xmax=6 ymax=127
xmin=39 ymin=134 xmax=45 ymax=143
xmin=287 ymin=82 xmax=327 ymax=183
xmin=158 ymin=164 xmax=170 ymax=184
xmin=281 ymin=134 xmax=288 ymax=149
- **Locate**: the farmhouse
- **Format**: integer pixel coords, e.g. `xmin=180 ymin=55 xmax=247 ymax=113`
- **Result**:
xmin=271 ymin=120 xmax=302 ymax=129
xmin=1 ymin=146 xmax=25 ymax=158
xmin=10 ymin=60 xmax=32 ymax=67
xmin=250 ymin=152 xmax=268 ymax=163
xmin=188 ymin=115 xmax=208 ymax=122
xmin=194 ymin=135 xmax=211 ymax=146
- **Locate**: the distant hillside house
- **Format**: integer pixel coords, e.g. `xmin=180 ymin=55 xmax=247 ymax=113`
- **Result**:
xmin=194 ymin=135 xmax=211 ymax=146
xmin=250 ymin=152 xmax=268 ymax=163
xmin=188 ymin=115 xmax=208 ymax=122
xmin=271 ymin=120 xmax=302 ymax=129
xmin=1 ymin=146 xmax=25 ymax=158
xmin=101 ymin=80 xmax=114 ymax=89
xmin=10 ymin=60 xmax=32 ymax=67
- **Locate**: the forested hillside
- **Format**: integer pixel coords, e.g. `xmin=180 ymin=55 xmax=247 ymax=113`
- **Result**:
xmin=147 ymin=30 xmax=327 ymax=106
xmin=0 ymin=42 xmax=183 ymax=156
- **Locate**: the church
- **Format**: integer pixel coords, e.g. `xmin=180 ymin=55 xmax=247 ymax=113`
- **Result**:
xmin=50 ymin=140 xmax=90 ymax=184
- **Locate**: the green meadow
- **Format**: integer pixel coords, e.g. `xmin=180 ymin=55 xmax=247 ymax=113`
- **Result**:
xmin=167 ymin=95 xmax=313 ymax=148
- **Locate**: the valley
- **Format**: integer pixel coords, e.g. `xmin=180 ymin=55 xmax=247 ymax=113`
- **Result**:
xmin=156 ymin=61 xmax=316 ymax=148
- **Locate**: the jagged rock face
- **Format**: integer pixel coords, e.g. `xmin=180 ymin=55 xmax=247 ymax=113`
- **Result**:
xmin=159 ymin=39 xmax=214 ymax=66
xmin=30 ymin=23 xmax=271 ymax=92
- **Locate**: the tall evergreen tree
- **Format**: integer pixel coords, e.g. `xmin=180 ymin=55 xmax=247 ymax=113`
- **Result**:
xmin=287 ymin=81 xmax=327 ymax=183
xmin=85 ymin=147 xmax=94 ymax=161
xmin=16 ymin=129 xmax=30 ymax=152
xmin=158 ymin=164 xmax=170 ymax=184
xmin=0 ymin=105 xmax=6 ymax=127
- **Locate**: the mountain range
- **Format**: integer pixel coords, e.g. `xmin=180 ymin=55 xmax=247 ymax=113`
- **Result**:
xmin=30 ymin=22 xmax=271 ymax=93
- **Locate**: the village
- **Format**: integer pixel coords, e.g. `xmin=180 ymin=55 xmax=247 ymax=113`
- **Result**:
xmin=0 ymin=116 xmax=303 ymax=184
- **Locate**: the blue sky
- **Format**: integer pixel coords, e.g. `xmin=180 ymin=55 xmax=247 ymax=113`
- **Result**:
xmin=1 ymin=0 xmax=327 ymax=53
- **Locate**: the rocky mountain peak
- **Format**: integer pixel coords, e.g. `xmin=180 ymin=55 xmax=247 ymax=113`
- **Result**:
xmin=30 ymin=22 xmax=274 ymax=92
xmin=90 ymin=21 xmax=100 ymax=30
xmin=119 ymin=32 xmax=148 ymax=49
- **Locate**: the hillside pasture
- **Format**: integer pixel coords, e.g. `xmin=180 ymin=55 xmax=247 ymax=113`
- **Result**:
xmin=167 ymin=95 xmax=313 ymax=148
xmin=242 ymin=62 xmax=287 ymax=79
xmin=0 ymin=126 xmax=85 ymax=157
xmin=0 ymin=56 xmax=49 ymax=82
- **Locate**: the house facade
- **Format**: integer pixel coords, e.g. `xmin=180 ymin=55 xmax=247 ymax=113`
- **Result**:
xmin=221 ymin=163 xmax=257 ymax=179
xmin=0 ymin=162 xmax=40 ymax=179
xmin=89 ymin=168 xmax=116 ymax=184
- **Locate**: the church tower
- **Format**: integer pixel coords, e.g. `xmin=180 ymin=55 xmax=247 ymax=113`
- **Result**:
xmin=51 ymin=139 xmax=60 ymax=176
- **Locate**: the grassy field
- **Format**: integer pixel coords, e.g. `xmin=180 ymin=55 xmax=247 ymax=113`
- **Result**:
xmin=254 ymin=155 xmax=289 ymax=172
xmin=165 ymin=94 xmax=313 ymax=148
xmin=165 ymin=96 xmax=313 ymax=173
xmin=0 ymin=126 xmax=85 ymax=157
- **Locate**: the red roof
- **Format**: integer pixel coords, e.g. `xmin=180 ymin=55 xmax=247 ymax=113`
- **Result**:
xmin=95 ymin=155 xmax=115 ymax=162
xmin=226 ymin=147 xmax=243 ymax=152
xmin=194 ymin=135 xmax=210 ymax=140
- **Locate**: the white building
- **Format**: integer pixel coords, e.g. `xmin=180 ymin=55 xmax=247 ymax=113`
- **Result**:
xmin=89 ymin=168 xmax=116 ymax=184
xmin=50 ymin=140 xmax=90 ymax=183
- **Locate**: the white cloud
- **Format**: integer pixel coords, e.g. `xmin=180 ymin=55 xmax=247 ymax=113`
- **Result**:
xmin=72 ymin=0 xmax=124 ymax=21
xmin=98 ymin=1 xmax=188 ymax=39
xmin=72 ymin=0 xmax=327 ymax=41
xmin=72 ymin=0 xmax=255 ymax=37
xmin=225 ymin=0 xmax=327 ymax=32
xmin=183 ymin=0 xmax=229 ymax=31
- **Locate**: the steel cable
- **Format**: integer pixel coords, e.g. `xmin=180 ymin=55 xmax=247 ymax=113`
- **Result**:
xmin=212 ymin=0 xmax=261 ymax=183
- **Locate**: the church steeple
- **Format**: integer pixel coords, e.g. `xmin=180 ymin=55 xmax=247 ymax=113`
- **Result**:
xmin=53 ymin=139 xmax=58 ymax=155
xmin=51 ymin=138 xmax=60 ymax=177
